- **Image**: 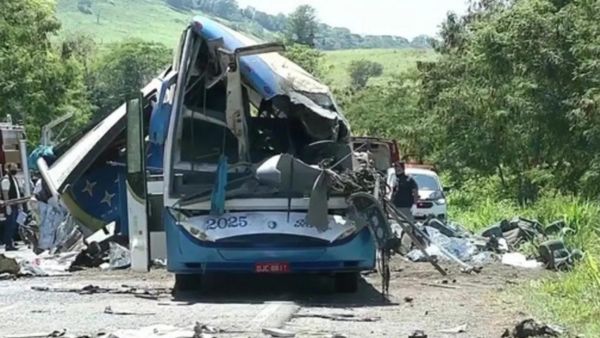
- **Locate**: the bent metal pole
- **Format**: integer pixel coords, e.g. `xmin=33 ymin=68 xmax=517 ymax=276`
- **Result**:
xmin=19 ymin=138 xmax=32 ymax=196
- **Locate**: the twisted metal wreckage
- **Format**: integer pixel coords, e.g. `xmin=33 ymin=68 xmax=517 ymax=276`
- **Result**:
xmin=25 ymin=16 xmax=464 ymax=295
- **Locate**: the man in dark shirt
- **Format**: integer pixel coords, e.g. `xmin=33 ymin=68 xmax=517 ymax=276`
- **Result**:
xmin=391 ymin=162 xmax=419 ymax=222
xmin=2 ymin=163 xmax=22 ymax=251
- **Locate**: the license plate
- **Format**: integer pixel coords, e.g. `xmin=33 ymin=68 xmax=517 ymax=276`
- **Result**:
xmin=255 ymin=262 xmax=290 ymax=273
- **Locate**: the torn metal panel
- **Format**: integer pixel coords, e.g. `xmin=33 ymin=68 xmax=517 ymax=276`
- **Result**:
xmin=190 ymin=16 xmax=350 ymax=140
xmin=46 ymin=77 xmax=167 ymax=194
xmin=256 ymin=154 xmax=322 ymax=193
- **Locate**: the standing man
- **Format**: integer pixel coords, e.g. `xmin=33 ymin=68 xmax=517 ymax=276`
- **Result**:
xmin=390 ymin=162 xmax=419 ymax=223
xmin=2 ymin=163 xmax=22 ymax=251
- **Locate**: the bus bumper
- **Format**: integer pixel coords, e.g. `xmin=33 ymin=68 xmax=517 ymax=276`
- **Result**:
xmin=166 ymin=224 xmax=376 ymax=274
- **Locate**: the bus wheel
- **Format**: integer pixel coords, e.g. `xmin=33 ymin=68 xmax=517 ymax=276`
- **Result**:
xmin=334 ymin=272 xmax=359 ymax=293
xmin=174 ymin=274 xmax=202 ymax=292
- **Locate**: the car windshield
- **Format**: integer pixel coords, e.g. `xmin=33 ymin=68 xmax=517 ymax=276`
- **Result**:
xmin=410 ymin=174 xmax=439 ymax=191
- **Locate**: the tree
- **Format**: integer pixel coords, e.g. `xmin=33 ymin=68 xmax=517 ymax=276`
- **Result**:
xmin=0 ymin=0 xmax=93 ymax=144
xmin=342 ymin=70 xmax=431 ymax=157
xmin=212 ymin=0 xmax=240 ymax=20
xmin=411 ymin=0 xmax=600 ymax=201
xmin=348 ymin=60 xmax=384 ymax=88
xmin=284 ymin=43 xmax=327 ymax=79
xmin=287 ymin=5 xmax=318 ymax=46
xmin=88 ymin=39 xmax=172 ymax=120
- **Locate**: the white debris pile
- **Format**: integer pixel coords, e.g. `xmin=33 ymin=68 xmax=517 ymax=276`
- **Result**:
xmin=19 ymin=251 xmax=79 ymax=276
xmin=399 ymin=216 xmax=584 ymax=271
xmin=101 ymin=242 xmax=131 ymax=270
xmin=105 ymin=323 xmax=231 ymax=338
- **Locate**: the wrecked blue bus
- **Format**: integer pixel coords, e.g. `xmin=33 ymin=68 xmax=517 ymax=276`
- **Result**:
xmin=35 ymin=16 xmax=376 ymax=293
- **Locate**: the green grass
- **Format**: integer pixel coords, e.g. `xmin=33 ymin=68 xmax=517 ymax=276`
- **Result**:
xmin=55 ymin=0 xmax=199 ymax=47
xmin=447 ymin=178 xmax=600 ymax=337
xmin=322 ymin=48 xmax=437 ymax=87
xmin=54 ymin=0 xmax=276 ymax=48
xmin=55 ymin=1 xmax=436 ymax=87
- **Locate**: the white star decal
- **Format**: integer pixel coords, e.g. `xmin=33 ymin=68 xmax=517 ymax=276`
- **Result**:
xmin=101 ymin=191 xmax=116 ymax=207
xmin=114 ymin=176 xmax=120 ymax=184
xmin=82 ymin=180 xmax=97 ymax=197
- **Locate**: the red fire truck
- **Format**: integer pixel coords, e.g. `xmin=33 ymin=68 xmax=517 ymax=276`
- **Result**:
xmin=0 ymin=115 xmax=29 ymax=221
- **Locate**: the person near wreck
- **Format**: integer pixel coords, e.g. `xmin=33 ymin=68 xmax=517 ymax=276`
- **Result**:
xmin=389 ymin=162 xmax=419 ymax=222
xmin=2 ymin=163 xmax=23 ymax=251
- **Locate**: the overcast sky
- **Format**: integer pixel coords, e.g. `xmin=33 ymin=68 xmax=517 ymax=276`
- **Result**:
xmin=236 ymin=0 xmax=469 ymax=39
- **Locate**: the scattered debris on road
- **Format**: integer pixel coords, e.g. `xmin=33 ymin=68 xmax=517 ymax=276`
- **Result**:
xmin=107 ymin=242 xmax=131 ymax=270
xmin=408 ymin=330 xmax=428 ymax=338
xmin=104 ymin=306 xmax=155 ymax=316
xmin=502 ymin=253 xmax=543 ymax=269
xmin=420 ymin=282 xmax=460 ymax=290
xmin=193 ymin=322 xmax=223 ymax=336
xmin=398 ymin=215 xmax=584 ymax=274
xmin=502 ymin=318 xmax=564 ymax=337
xmin=0 ymin=254 xmax=20 ymax=275
xmin=151 ymin=258 xmax=167 ymax=269
xmin=5 ymin=330 xmax=67 ymax=338
xmin=293 ymin=313 xmax=381 ymax=322
xmin=31 ymin=284 xmax=171 ymax=297
xmin=262 ymin=327 xmax=296 ymax=337
xmin=439 ymin=323 xmax=468 ymax=334
xmin=104 ymin=325 xmax=194 ymax=338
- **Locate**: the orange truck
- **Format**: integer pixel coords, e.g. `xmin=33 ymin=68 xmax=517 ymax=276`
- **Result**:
xmin=350 ymin=136 xmax=433 ymax=170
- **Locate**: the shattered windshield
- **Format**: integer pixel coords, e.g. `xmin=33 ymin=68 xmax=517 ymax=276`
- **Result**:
xmin=170 ymin=33 xmax=352 ymax=200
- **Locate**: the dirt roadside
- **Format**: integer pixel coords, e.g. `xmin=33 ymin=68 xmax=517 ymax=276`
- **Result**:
xmin=282 ymin=259 xmax=551 ymax=337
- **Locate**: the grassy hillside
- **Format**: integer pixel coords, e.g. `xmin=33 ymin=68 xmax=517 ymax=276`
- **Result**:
xmin=55 ymin=0 xmax=436 ymax=87
xmin=55 ymin=0 xmax=268 ymax=48
xmin=322 ymin=48 xmax=437 ymax=87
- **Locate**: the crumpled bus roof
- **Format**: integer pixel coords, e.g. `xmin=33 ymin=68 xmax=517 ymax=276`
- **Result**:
xmin=191 ymin=16 xmax=350 ymax=125
xmin=44 ymin=16 xmax=348 ymax=194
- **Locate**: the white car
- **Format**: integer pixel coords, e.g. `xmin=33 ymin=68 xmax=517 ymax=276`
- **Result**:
xmin=405 ymin=167 xmax=448 ymax=222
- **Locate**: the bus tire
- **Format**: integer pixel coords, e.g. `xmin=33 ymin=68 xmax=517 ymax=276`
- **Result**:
xmin=334 ymin=272 xmax=359 ymax=293
xmin=174 ymin=274 xmax=202 ymax=292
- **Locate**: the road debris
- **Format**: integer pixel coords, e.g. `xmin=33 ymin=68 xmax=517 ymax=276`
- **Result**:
xmin=19 ymin=251 xmax=78 ymax=276
xmin=151 ymin=258 xmax=167 ymax=269
xmin=108 ymin=242 xmax=131 ymax=270
xmin=5 ymin=331 xmax=66 ymax=338
xmin=0 ymin=254 xmax=20 ymax=275
xmin=439 ymin=323 xmax=467 ymax=334
xmin=408 ymin=330 xmax=428 ymax=338
xmin=105 ymin=325 xmax=195 ymax=338
xmin=31 ymin=284 xmax=171 ymax=297
xmin=262 ymin=328 xmax=296 ymax=337
xmin=502 ymin=318 xmax=564 ymax=337
xmin=133 ymin=294 xmax=161 ymax=300
xmin=104 ymin=306 xmax=155 ymax=316
xmin=0 ymin=272 xmax=16 ymax=280
xmin=501 ymin=253 xmax=543 ymax=269
xmin=420 ymin=282 xmax=459 ymax=290
xmin=293 ymin=313 xmax=381 ymax=322
xmin=538 ymin=239 xmax=583 ymax=271
xmin=398 ymin=214 xmax=584 ymax=274
xmin=193 ymin=322 xmax=222 ymax=336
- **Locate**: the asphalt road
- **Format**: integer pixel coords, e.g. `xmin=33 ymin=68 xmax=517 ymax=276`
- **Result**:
xmin=0 ymin=253 xmax=546 ymax=338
